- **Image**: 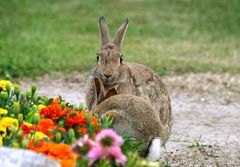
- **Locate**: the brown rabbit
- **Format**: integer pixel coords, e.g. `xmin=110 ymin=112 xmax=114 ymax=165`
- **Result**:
xmin=85 ymin=16 xmax=172 ymax=140
xmin=92 ymin=77 xmax=169 ymax=161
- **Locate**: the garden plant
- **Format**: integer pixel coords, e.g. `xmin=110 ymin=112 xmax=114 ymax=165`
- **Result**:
xmin=0 ymin=76 xmax=161 ymax=167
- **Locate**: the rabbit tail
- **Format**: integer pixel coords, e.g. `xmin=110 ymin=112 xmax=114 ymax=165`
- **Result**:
xmin=146 ymin=137 xmax=161 ymax=162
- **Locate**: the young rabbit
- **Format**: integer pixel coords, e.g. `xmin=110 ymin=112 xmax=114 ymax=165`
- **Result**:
xmin=85 ymin=16 xmax=172 ymax=141
xmin=92 ymin=77 xmax=170 ymax=161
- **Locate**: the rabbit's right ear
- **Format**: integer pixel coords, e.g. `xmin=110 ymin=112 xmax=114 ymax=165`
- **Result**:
xmin=105 ymin=87 xmax=118 ymax=99
xmin=113 ymin=18 xmax=129 ymax=48
xmin=99 ymin=16 xmax=110 ymax=46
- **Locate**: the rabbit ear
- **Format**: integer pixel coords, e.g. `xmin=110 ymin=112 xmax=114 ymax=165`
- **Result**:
xmin=113 ymin=18 xmax=129 ymax=48
xmin=99 ymin=16 xmax=110 ymax=46
xmin=105 ymin=87 xmax=118 ymax=99
xmin=94 ymin=77 xmax=105 ymax=99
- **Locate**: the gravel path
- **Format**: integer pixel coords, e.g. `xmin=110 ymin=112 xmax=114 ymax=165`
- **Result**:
xmin=18 ymin=72 xmax=240 ymax=167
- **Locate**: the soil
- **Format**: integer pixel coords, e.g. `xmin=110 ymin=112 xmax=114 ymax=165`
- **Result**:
xmin=17 ymin=72 xmax=240 ymax=167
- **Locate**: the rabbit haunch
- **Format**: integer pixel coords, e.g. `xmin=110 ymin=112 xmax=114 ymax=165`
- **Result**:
xmin=92 ymin=77 xmax=168 ymax=161
xmin=85 ymin=16 xmax=172 ymax=142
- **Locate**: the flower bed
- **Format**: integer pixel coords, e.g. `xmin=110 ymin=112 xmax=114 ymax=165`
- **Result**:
xmin=0 ymin=77 xmax=159 ymax=167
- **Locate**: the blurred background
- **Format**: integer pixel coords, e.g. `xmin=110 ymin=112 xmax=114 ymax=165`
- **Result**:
xmin=0 ymin=0 xmax=239 ymax=78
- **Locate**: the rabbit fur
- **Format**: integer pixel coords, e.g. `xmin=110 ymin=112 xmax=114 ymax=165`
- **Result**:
xmin=92 ymin=77 xmax=168 ymax=161
xmin=85 ymin=16 xmax=172 ymax=141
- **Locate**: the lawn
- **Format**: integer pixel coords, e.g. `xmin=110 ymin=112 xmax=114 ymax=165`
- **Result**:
xmin=0 ymin=0 xmax=240 ymax=78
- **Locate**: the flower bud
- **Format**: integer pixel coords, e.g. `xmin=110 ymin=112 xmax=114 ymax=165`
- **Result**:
xmin=6 ymin=83 xmax=11 ymax=93
xmin=5 ymin=74 xmax=11 ymax=80
xmin=13 ymin=102 xmax=20 ymax=113
xmin=20 ymin=93 xmax=26 ymax=100
xmin=79 ymin=102 xmax=84 ymax=111
xmin=17 ymin=130 xmax=24 ymax=139
xmin=59 ymin=121 xmax=64 ymax=127
xmin=10 ymin=114 xmax=15 ymax=118
xmin=26 ymin=90 xmax=31 ymax=100
xmin=34 ymin=136 xmax=39 ymax=146
xmin=33 ymin=114 xmax=40 ymax=124
xmin=71 ymin=138 xmax=76 ymax=144
xmin=48 ymin=129 xmax=53 ymax=136
xmin=5 ymin=105 xmax=9 ymax=110
xmin=30 ymin=130 xmax=35 ymax=136
xmin=10 ymin=126 xmax=17 ymax=135
xmin=21 ymin=140 xmax=28 ymax=148
xmin=1 ymin=92 xmax=8 ymax=100
xmin=18 ymin=114 xmax=23 ymax=124
xmin=14 ymin=84 xmax=20 ymax=96
xmin=68 ymin=128 xmax=75 ymax=139
xmin=12 ymin=142 xmax=19 ymax=148
xmin=60 ymin=102 xmax=65 ymax=108
xmin=56 ymin=132 xmax=62 ymax=143
xmin=33 ymin=95 xmax=38 ymax=103
xmin=31 ymin=83 xmax=37 ymax=96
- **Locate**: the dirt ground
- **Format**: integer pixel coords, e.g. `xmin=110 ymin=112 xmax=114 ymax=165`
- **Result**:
xmin=18 ymin=72 xmax=240 ymax=167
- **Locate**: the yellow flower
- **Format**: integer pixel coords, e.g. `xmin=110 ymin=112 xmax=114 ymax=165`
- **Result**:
xmin=30 ymin=131 xmax=49 ymax=140
xmin=0 ymin=117 xmax=19 ymax=129
xmin=13 ymin=102 xmax=20 ymax=112
xmin=0 ymin=108 xmax=8 ymax=115
xmin=0 ymin=80 xmax=12 ymax=91
xmin=0 ymin=136 xmax=2 ymax=146
xmin=22 ymin=122 xmax=33 ymax=127
xmin=38 ymin=104 xmax=46 ymax=111
xmin=34 ymin=113 xmax=40 ymax=117
xmin=12 ymin=142 xmax=19 ymax=148
xmin=0 ymin=126 xmax=6 ymax=137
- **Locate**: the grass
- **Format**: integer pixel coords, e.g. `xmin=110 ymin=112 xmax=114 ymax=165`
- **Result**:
xmin=0 ymin=0 xmax=240 ymax=78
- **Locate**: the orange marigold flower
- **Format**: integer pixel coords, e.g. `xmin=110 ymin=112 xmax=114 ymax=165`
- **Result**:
xmin=65 ymin=116 xmax=86 ymax=128
xmin=40 ymin=99 xmax=67 ymax=120
xmin=65 ymin=111 xmax=87 ymax=128
xmin=107 ymin=112 xmax=113 ymax=117
xmin=28 ymin=140 xmax=75 ymax=167
xmin=37 ymin=119 xmax=57 ymax=134
xmin=28 ymin=140 xmax=50 ymax=154
xmin=78 ymin=127 xmax=88 ymax=135
xmin=91 ymin=116 xmax=100 ymax=127
xmin=52 ymin=98 xmax=61 ymax=104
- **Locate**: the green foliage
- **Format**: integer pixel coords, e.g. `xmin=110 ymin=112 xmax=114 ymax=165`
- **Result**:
xmin=122 ymin=135 xmax=143 ymax=154
xmin=0 ymin=0 xmax=240 ymax=78
xmin=188 ymin=141 xmax=206 ymax=149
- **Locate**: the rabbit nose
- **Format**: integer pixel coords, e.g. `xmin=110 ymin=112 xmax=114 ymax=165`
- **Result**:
xmin=104 ymin=74 xmax=111 ymax=78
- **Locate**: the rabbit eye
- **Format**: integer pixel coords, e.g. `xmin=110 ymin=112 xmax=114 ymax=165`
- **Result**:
xmin=96 ymin=53 xmax=100 ymax=61
xmin=120 ymin=54 xmax=123 ymax=63
xmin=120 ymin=57 xmax=123 ymax=63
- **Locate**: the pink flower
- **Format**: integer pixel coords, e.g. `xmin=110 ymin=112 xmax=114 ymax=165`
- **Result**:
xmin=71 ymin=135 xmax=95 ymax=157
xmin=88 ymin=129 xmax=127 ymax=165
xmin=107 ymin=146 xmax=127 ymax=165
xmin=96 ymin=129 xmax=123 ymax=147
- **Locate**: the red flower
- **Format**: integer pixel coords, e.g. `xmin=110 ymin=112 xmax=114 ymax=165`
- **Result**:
xmin=21 ymin=123 xmax=35 ymax=135
xmin=78 ymin=127 xmax=88 ymax=135
xmin=65 ymin=115 xmax=87 ymax=128
xmin=37 ymin=119 xmax=57 ymax=137
xmin=40 ymin=99 xmax=67 ymax=120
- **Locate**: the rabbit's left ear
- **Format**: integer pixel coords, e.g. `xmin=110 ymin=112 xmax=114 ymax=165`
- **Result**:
xmin=94 ymin=77 xmax=105 ymax=98
xmin=105 ymin=87 xmax=118 ymax=99
xmin=113 ymin=18 xmax=129 ymax=48
xmin=99 ymin=16 xmax=110 ymax=46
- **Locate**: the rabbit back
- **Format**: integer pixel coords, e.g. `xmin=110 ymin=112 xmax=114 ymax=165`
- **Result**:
xmin=93 ymin=94 xmax=166 ymax=157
